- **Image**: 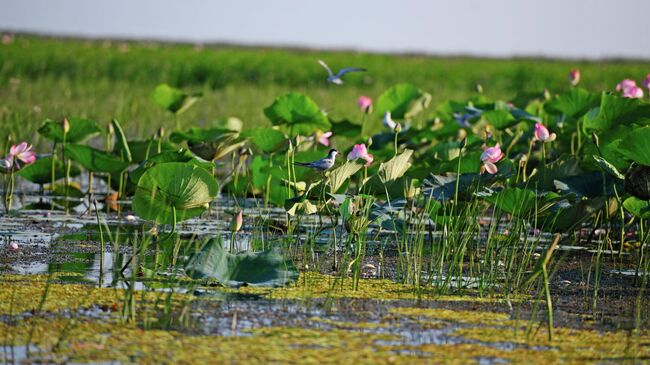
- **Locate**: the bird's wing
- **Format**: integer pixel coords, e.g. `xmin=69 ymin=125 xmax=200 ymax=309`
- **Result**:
xmin=336 ymin=67 xmax=367 ymax=77
xmin=318 ymin=60 xmax=334 ymax=77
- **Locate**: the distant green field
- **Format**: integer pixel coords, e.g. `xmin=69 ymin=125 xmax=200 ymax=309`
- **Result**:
xmin=1 ymin=35 xmax=648 ymax=148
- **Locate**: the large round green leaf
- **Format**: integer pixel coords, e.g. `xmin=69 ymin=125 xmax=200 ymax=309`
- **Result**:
xmin=544 ymin=88 xmax=599 ymax=119
xmin=64 ymin=144 xmax=130 ymax=174
xmin=263 ymin=92 xmax=330 ymax=137
xmin=619 ymin=126 xmax=650 ymax=166
xmin=129 ymin=149 xmax=214 ymax=184
xmin=484 ymin=187 xmax=537 ymax=216
xmin=38 ymin=117 xmax=102 ymax=143
xmin=132 ymin=162 xmax=218 ymax=224
xmin=623 ymin=196 xmax=650 ymax=219
xmin=241 ymin=127 xmax=287 ymax=153
xmin=17 ymin=156 xmax=80 ymax=185
xmin=114 ymin=139 xmax=177 ymax=164
xmin=376 ymin=83 xmax=431 ymax=120
xmin=185 ymin=237 xmax=298 ymax=287
xmin=151 ymin=84 xmax=202 ymax=115
xmin=583 ymin=93 xmax=650 ymax=131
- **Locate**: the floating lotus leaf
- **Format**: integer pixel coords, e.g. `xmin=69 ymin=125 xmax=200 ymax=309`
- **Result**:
xmin=185 ymin=237 xmax=298 ymax=287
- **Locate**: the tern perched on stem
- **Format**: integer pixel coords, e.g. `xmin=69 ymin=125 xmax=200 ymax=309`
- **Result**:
xmin=294 ymin=149 xmax=338 ymax=172
xmin=318 ymin=60 xmax=367 ymax=85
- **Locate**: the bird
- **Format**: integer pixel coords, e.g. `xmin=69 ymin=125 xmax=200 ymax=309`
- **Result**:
xmin=294 ymin=149 xmax=338 ymax=171
xmin=318 ymin=60 xmax=367 ymax=85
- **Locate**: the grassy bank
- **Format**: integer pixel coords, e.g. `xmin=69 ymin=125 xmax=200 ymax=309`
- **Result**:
xmin=1 ymin=35 xmax=649 ymax=146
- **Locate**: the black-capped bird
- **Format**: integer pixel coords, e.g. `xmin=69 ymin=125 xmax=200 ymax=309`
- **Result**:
xmin=318 ymin=60 xmax=367 ymax=85
xmin=294 ymin=149 xmax=338 ymax=172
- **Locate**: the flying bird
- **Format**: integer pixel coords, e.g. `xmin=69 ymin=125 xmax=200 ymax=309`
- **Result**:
xmin=318 ymin=60 xmax=367 ymax=85
xmin=294 ymin=149 xmax=338 ymax=171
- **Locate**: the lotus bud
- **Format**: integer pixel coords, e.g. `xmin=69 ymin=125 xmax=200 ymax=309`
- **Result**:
xmin=591 ymin=132 xmax=599 ymax=147
xmin=394 ymin=123 xmax=402 ymax=133
xmin=543 ymin=89 xmax=551 ymax=100
xmin=475 ymin=84 xmax=484 ymax=94
xmin=62 ymin=118 xmax=70 ymax=134
xmin=107 ymin=122 xmax=114 ymax=135
xmin=458 ymin=128 xmax=467 ymax=141
xmin=357 ymin=95 xmax=372 ymax=114
xmin=230 ymin=210 xmax=243 ymax=232
xmin=156 ymin=127 xmax=165 ymax=139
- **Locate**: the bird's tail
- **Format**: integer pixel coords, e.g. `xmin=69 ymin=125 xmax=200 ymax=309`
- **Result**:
xmin=294 ymin=162 xmax=310 ymax=167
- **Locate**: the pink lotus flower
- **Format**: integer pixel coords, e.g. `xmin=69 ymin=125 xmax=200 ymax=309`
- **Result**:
xmin=623 ymin=85 xmax=644 ymax=99
xmin=9 ymin=242 xmax=18 ymax=251
xmin=5 ymin=142 xmax=36 ymax=170
xmin=316 ymin=131 xmax=333 ymax=146
xmin=616 ymin=79 xmax=637 ymax=93
xmin=568 ymin=69 xmax=580 ymax=86
xmin=347 ymin=143 xmax=374 ymax=166
xmin=643 ymin=74 xmax=650 ymax=90
xmin=533 ymin=123 xmax=556 ymax=143
xmin=357 ymin=96 xmax=372 ymax=112
xmin=480 ymin=144 xmax=504 ymax=175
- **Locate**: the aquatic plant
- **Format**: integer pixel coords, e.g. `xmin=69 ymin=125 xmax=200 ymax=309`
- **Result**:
xmin=2 ymin=141 xmax=36 ymax=212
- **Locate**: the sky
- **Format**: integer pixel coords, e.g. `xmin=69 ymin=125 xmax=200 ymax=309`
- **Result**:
xmin=1 ymin=0 xmax=649 ymax=59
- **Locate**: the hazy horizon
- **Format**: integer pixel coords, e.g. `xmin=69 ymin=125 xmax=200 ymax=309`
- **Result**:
xmin=1 ymin=0 xmax=650 ymax=60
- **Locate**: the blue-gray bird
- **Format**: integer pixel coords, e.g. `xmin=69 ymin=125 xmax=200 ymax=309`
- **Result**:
xmin=318 ymin=60 xmax=367 ymax=85
xmin=294 ymin=149 xmax=338 ymax=171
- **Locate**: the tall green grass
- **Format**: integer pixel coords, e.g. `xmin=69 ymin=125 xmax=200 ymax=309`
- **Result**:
xmin=1 ymin=35 xmax=649 ymax=148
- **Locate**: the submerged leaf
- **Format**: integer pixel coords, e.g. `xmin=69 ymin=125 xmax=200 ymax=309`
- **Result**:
xmin=185 ymin=237 xmax=298 ymax=287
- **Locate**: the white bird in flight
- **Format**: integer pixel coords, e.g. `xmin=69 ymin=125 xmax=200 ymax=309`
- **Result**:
xmin=318 ymin=60 xmax=367 ymax=85
xmin=294 ymin=149 xmax=338 ymax=171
